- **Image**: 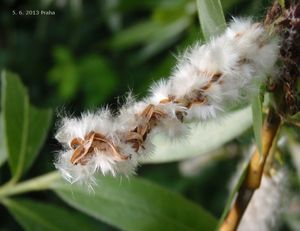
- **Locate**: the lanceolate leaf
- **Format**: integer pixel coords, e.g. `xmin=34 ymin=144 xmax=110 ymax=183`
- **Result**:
xmin=0 ymin=113 xmax=7 ymax=167
xmin=52 ymin=176 xmax=217 ymax=231
xmin=196 ymin=0 xmax=226 ymax=41
xmin=2 ymin=198 xmax=100 ymax=231
xmin=1 ymin=71 xmax=29 ymax=178
xmin=25 ymin=105 xmax=52 ymax=172
xmin=251 ymin=91 xmax=263 ymax=157
xmin=1 ymin=71 xmax=52 ymax=179
xmin=141 ymin=107 xmax=252 ymax=164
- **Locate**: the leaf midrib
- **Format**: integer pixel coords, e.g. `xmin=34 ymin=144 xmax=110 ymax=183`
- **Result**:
xmin=14 ymin=94 xmax=29 ymax=180
xmin=2 ymin=72 xmax=30 ymax=180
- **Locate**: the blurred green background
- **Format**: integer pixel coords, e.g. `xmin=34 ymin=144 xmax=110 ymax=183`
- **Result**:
xmin=0 ymin=0 xmax=286 ymax=230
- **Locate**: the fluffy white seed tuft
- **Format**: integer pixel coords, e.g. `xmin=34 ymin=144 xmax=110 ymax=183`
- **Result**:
xmin=55 ymin=18 xmax=279 ymax=184
xmin=238 ymin=170 xmax=288 ymax=231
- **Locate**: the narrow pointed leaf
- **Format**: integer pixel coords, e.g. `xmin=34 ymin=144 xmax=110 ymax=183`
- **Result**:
xmin=251 ymin=93 xmax=263 ymax=157
xmin=196 ymin=0 xmax=226 ymax=41
xmin=52 ymin=176 xmax=217 ymax=231
xmin=1 ymin=71 xmax=29 ymax=178
xmin=0 ymin=114 xmax=7 ymax=167
xmin=25 ymin=105 xmax=52 ymax=172
xmin=1 ymin=71 xmax=52 ymax=179
xmin=2 ymin=198 xmax=100 ymax=231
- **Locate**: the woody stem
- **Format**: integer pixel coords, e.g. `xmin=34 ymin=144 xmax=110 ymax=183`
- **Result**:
xmin=219 ymin=107 xmax=281 ymax=231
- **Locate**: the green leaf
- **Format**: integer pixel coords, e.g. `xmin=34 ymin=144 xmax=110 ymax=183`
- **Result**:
xmin=141 ymin=107 xmax=252 ymax=163
xmin=52 ymin=176 xmax=217 ymax=231
xmin=216 ymin=160 xmax=248 ymax=230
xmin=251 ymin=92 xmax=263 ymax=157
xmin=2 ymin=198 xmax=100 ymax=231
xmin=196 ymin=0 xmax=226 ymax=41
xmin=25 ymin=105 xmax=52 ymax=172
xmin=1 ymin=71 xmax=52 ymax=179
xmin=0 ymin=113 xmax=7 ymax=167
xmin=1 ymin=71 xmax=29 ymax=178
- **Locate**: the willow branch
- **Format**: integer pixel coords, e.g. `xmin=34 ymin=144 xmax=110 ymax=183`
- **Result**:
xmin=220 ymin=107 xmax=281 ymax=231
xmin=0 ymin=171 xmax=60 ymax=199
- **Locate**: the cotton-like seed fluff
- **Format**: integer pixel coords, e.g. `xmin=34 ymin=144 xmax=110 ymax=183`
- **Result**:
xmin=55 ymin=18 xmax=279 ymax=185
xmin=237 ymin=170 xmax=288 ymax=231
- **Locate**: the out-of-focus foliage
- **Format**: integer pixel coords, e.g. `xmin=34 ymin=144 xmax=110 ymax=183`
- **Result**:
xmin=0 ymin=0 xmax=271 ymax=109
xmin=1 ymin=0 xmax=299 ymax=231
xmin=48 ymin=46 xmax=118 ymax=107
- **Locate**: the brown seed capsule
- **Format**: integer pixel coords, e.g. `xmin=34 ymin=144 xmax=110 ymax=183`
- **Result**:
xmin=70 ymin=131 xmax=128 ymax=165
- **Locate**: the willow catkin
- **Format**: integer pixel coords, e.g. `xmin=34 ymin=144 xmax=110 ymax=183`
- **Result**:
xmin=55 ymin=19 xmax=279 ymax=185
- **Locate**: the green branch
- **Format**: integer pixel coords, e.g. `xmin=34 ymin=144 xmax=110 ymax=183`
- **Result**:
xmin=0 ymin=171 xmax=60 ymax=199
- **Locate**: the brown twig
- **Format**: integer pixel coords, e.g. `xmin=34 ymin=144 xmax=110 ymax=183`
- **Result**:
xmin=220 ymin=107 xmax=281 ymax=231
